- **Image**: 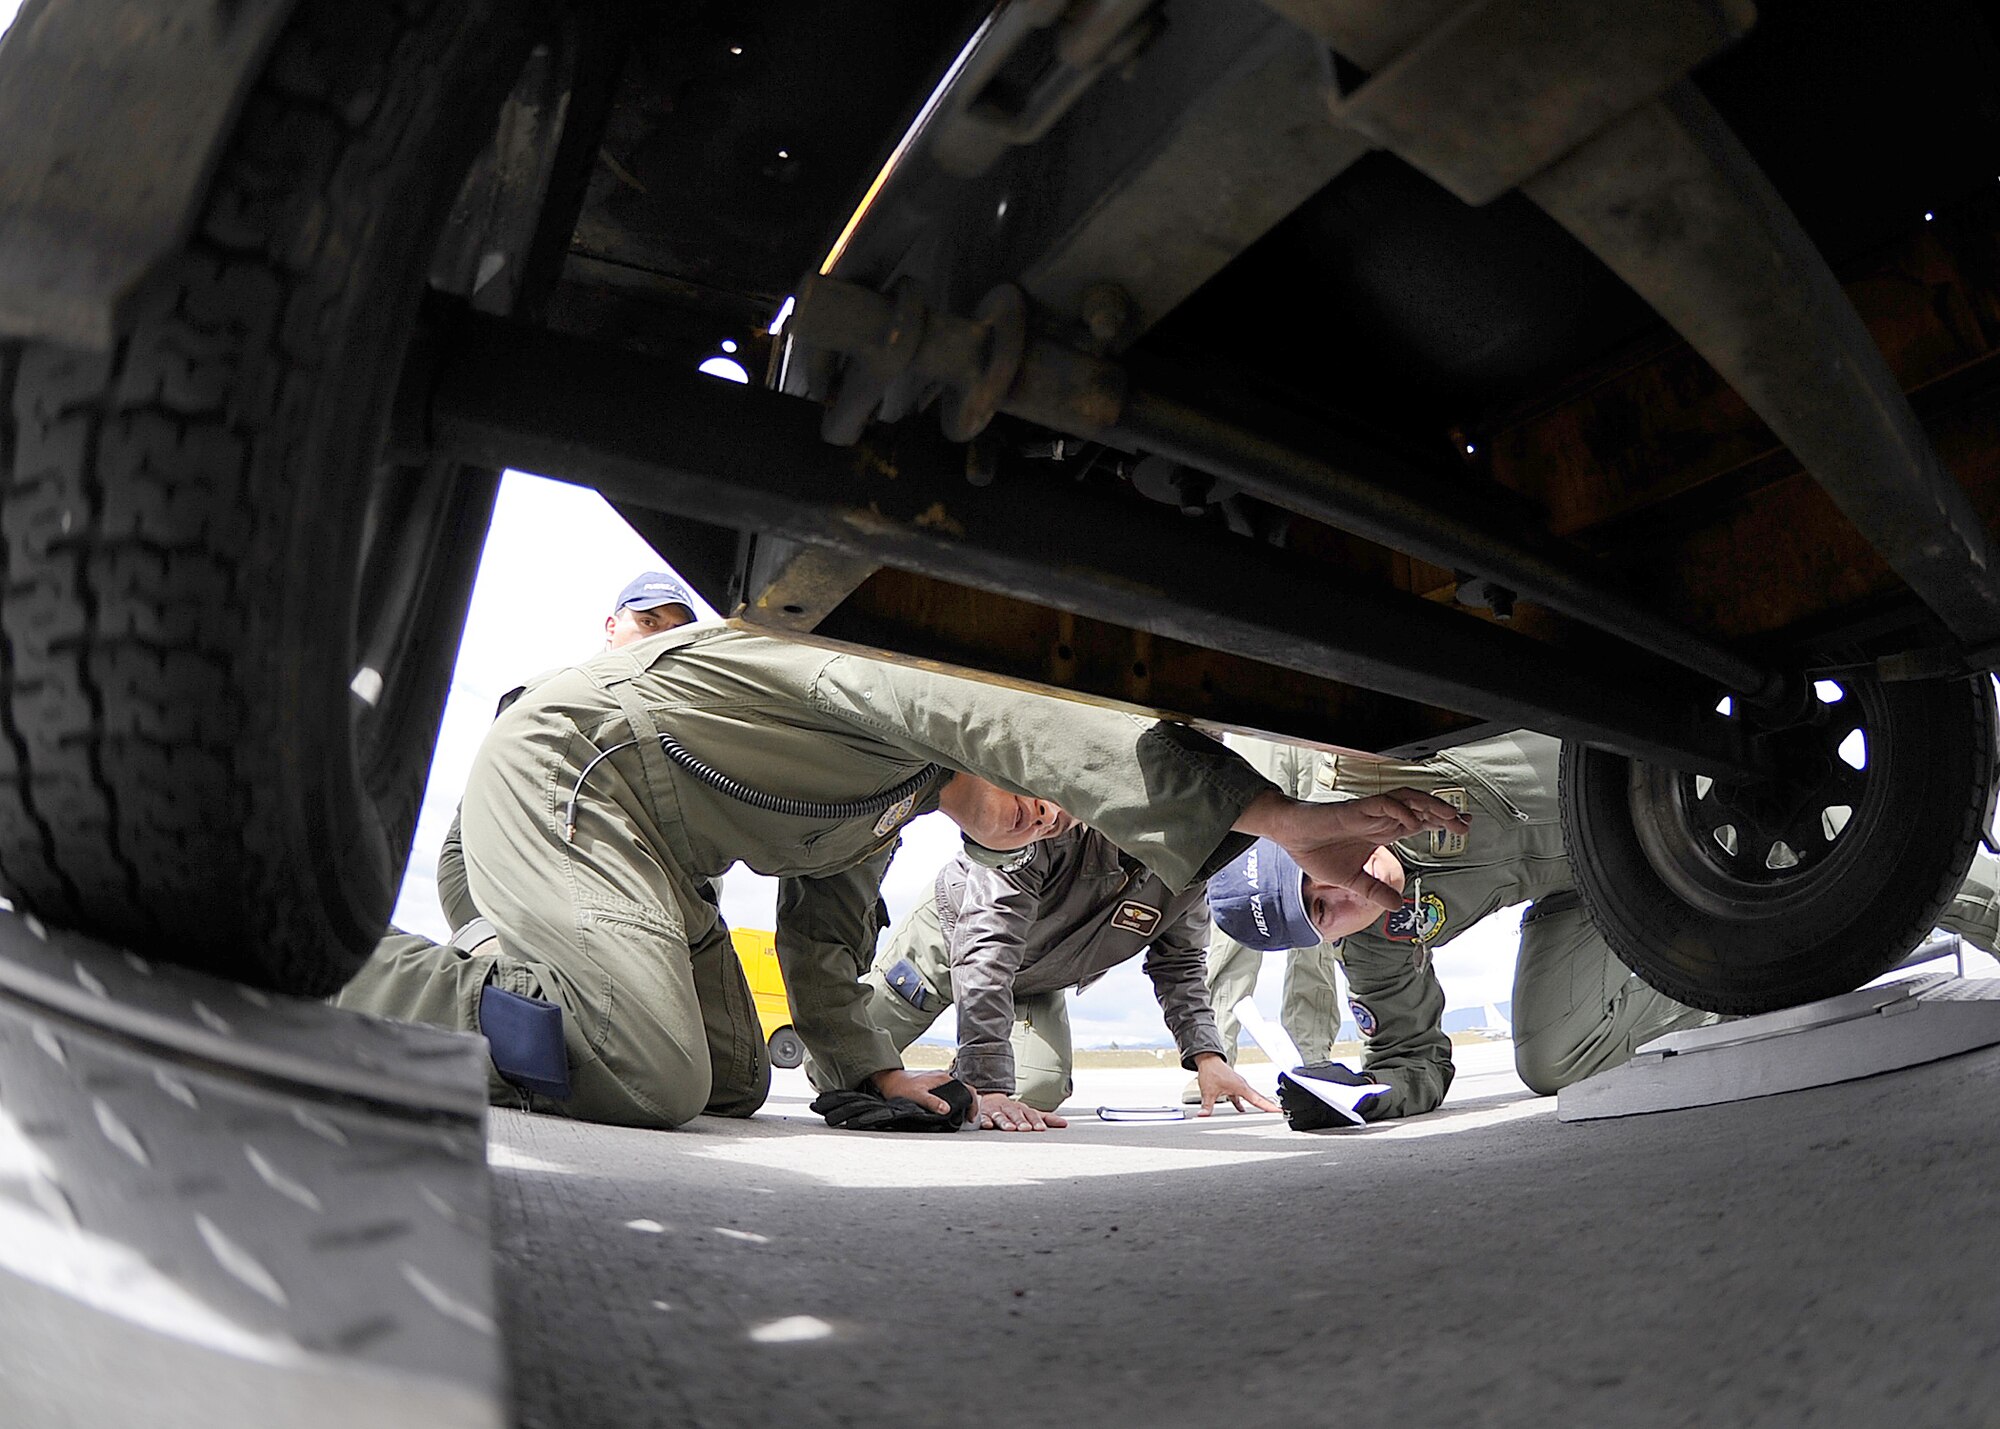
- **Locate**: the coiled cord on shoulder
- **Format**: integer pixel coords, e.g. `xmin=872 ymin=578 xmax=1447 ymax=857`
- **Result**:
xmin=563 ymin=731 xmax=945 ymax=840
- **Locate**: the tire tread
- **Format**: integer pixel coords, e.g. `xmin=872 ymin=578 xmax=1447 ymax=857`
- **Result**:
xmin=0 ymin=0 xmax=525 ymax=992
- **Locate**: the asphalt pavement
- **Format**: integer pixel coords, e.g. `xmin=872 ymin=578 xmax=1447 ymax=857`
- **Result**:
xmin=488 ymin=1038 xmax=2000 ymax=1427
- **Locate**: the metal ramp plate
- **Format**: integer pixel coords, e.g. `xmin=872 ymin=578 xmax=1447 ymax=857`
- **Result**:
xmin=0 ymin=910 xmax=503 ymax=1429
xmin=1559 ymin=972 xmax=2000 ymax=1122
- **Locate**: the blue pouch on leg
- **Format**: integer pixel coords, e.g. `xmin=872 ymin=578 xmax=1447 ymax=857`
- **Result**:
xmin=478 ymin=983 xmax=572 ymax=1101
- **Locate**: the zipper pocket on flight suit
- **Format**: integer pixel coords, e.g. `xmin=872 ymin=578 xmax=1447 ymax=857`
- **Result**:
xmin=581 ymin=905 xmax=679 ymax=939
xmin=1444 ymin=760 xmax=1534 ymax=824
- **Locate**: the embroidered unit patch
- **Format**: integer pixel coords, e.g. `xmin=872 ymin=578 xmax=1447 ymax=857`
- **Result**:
xmin=1351 ymin=1000 xmax=1378 ymax=1038
xmin=1382 ymin=889 xmax=1447 ymax=944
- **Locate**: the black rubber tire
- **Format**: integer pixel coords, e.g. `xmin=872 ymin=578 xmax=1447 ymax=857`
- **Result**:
xmin=767 ymin=1026 xmax=806 ymax=1071
xmin=0 ymin=0 xmax=536 ymax=993
xmin=1561 ymin=673 xmax=1997 ymax=1014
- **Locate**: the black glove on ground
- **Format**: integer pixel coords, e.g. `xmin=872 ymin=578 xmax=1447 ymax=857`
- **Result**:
xmin=810 ymin=1077 xmax=976 ymax=1132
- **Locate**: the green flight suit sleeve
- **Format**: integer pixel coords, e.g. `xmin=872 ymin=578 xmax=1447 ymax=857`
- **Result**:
xmin=774 ymin=838 xmax=903 ymax=1092
xmin=1141 ymin=897 xmax=1228 ymax=1069
xmin=435 ymin=805 xmax=478 ymax=933
xmin=1338 ymin=929 xmax=1455 ymax=1121
xmin=947 ymin=857 xmax=1049 ymax=1094
xmin=811 ymin=657 xmax=1275 ymax=891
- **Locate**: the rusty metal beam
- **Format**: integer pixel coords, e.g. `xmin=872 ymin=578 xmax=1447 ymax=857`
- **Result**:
xmin=420 ymin=312 xmax=1766 ymax=778
xmin=739 ymin=567 xmax=1492 ymax=758
xmin=1594 ymin=362 xmax=2000 ymax=644
xmin=1478 ymin=191 xmax=2000 ymax=643
xmin=787 ymin=273 xmax=1782 ymax=699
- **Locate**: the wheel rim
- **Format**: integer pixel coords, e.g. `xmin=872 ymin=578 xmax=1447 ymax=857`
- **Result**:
xmin=1628 ymin=678 xmax=1891 ymax=921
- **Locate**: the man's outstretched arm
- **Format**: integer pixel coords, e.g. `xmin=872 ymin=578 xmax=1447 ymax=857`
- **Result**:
xmin=950 ymin=859 xmax=1068 ymax=1131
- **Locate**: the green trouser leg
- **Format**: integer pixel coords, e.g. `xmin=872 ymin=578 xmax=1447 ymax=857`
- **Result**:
xmin=1008 ymin=990 xmax=1073 ymax=1112
xmin=1280 ymin=944 xmax=1343 ymax=1063
xmin=336 ymin=929 xmax=528 ymax=1106
xmin=1204 ymin=935 xmax=1260 ymax=1063
xmin=1509 ymin=897 xmax=1715 ymax=1095
xmin=805 ymin=897 xmax=945 ymax=1093
xmin=339 ymin=915 xmax=768 ymax=1127
xmin=1205 ymin=934 xmax=1343 ymax=1063
xmin=1504 ymin=848 xmax=2000 ymax=1100
xmin=814 ymin=894 xmax=1075 ymax=1110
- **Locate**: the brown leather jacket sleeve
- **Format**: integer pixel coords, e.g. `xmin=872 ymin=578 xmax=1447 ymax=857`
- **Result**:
xmin=946 ymin=856 xmax=1050 ymax=1094
xmin=1142 ymin=897 xmax=1227 ymax=1069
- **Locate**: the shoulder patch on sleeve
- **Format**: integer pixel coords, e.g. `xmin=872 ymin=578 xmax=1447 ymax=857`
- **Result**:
xmin=1111 ymin=900 xmax=1163 ymax=935
xmin=1350 ymin=999 xmax=1378 ymax=1038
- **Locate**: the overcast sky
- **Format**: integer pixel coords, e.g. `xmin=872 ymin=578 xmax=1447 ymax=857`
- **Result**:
xmin=393 ymin=469 xmax=1532 ymax=1048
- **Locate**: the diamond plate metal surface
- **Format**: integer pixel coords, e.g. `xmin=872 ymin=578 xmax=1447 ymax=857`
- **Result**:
xmin=0 ymin=912 xmax=503 ymax=1428
xmin=0 ymin=911 xmax=489 ymax=1116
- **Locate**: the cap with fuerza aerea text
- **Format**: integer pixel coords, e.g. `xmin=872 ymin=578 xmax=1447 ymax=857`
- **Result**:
xmin=614 ymin=571 xmax=696 ymax=614
xmin=1207 ymin=837 xmax=1320 ymax=952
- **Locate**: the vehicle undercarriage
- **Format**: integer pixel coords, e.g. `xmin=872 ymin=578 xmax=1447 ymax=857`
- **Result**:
xmin=1 ymin=0 xmax=1997 ymax=1011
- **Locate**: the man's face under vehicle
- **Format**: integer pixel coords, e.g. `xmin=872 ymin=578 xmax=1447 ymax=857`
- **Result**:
xmin=1302 ymin=846 xmax=1407 ymax=942
xmin=939 ymin=774 xmax=1076 ymax=850
xmin=606 ymin=602 xmax=694 ymax=647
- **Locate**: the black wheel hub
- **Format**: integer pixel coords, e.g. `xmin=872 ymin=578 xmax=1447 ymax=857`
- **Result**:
xmin=1673 ymin=686 xmax=1872 ymax=889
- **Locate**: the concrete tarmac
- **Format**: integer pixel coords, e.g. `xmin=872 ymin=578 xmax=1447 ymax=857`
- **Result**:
xmin=490 ymin=1039 xmax=2000 ymax=1428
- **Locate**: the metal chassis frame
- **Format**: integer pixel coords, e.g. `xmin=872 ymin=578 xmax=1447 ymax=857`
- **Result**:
xmin=420 ymin=312 xmax=1759 ymax=778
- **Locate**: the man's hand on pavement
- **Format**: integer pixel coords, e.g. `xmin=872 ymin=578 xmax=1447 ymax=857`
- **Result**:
xmin=869 ymin=1067 xmax=963 ymax=1116
xmin=1192 ymin=1052 xmax=1280 ymax=1117
xmin=975 ymin=1092 xmax=1069 ymax=1131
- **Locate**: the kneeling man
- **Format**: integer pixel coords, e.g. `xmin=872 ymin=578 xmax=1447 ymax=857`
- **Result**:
xmin=814 ymin=821 xmax=1279 ymax=1130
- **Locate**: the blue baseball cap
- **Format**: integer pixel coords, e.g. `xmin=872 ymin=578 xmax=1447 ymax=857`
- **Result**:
xmin=1208 ymin=838 xmax=1319 ymax=951
xmin=614 ymin=571 xmax=696 ymax=614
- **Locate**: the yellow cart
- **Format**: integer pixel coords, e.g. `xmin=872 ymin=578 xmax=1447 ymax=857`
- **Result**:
xmin=730 ymin=927 xmax=804 ymax=1068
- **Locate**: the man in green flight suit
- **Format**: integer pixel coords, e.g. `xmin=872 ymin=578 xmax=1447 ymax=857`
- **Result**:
xmin=434 ymin=570 xmax=699 ymax=932
xmin=336 ymin=622 xmax=1466 ymax=1130
xmin=817 ymin=821 xmax=1280 ymax=1132
xmin=1206 ymin=728 xmax=2000 ymax=1120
